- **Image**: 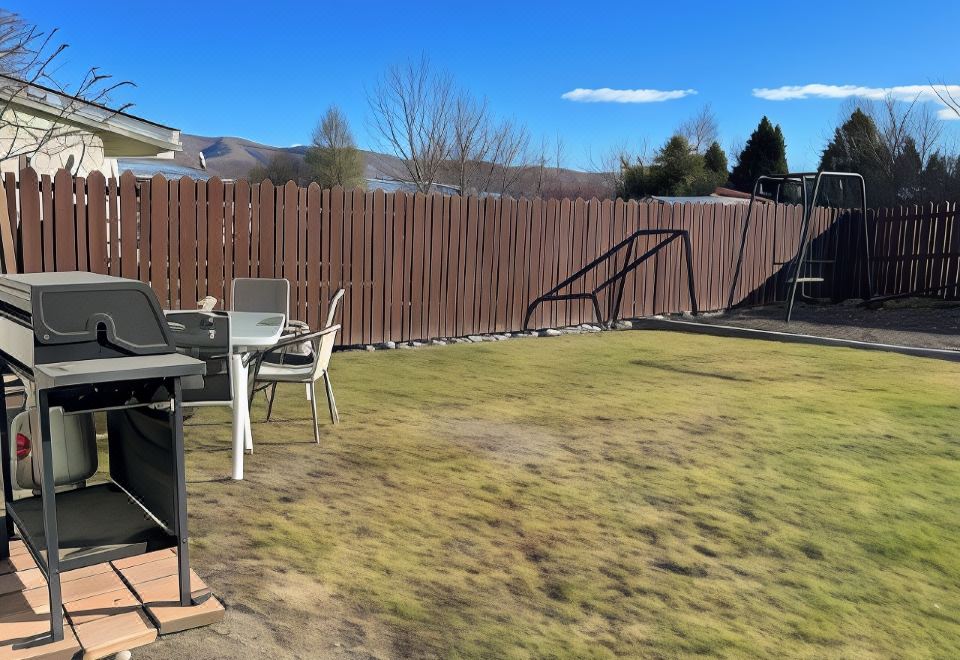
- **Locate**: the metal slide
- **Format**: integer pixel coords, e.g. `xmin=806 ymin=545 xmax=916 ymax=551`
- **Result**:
xmin=726 ymin=171 xmax=874 ymax=322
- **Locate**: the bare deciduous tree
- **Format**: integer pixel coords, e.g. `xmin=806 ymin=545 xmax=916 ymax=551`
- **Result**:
xmin=367 ymin=55 xmax=453 ymax=193
xmin=449 ymin=90 xmax=491 ymax=195
xmin=677 ymin=104 xmax=718 ymax=154
xmin=476 ymin=118 xmax=529 ymax=195
xmin=589 ymin=140 xmax=645 ymax=199
xmin=0 ymin=10 xmax=133 ymax=172
xmin=367 ymin=56 xmax=557 ymax=197
xmin=932 ymin=82 xmax=960 ymax=119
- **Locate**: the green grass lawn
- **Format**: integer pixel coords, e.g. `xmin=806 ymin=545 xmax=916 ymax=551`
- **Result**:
xmin=147 ymin=330 xmax=960 ymax=659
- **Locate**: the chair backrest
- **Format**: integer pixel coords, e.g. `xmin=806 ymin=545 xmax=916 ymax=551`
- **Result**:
xmin=311 ymin=324 xmax=340 ymax=380
xmin=167 ymin=311 xmax=232 ymax=403
xmin=311 ymin=288 xmax=344 ymax=379
xmin=231 ymin=278 xmax=290 ymax=325
xmin=325 ymin=288 xmax=345 ymax=329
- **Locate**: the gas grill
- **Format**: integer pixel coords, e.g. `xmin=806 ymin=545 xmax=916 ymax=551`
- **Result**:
xmin=0 ymin=272 xmax=205 ymax=644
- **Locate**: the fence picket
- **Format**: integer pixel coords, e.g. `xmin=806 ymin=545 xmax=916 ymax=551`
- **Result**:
xmin=20 ymin=168 xmax=42 ymax=272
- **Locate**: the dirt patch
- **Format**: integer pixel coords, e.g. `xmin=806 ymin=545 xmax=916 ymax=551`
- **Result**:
xmin=136 ymin=567 xmax=395 ymax=660
xmin=690 ymin=299 xmax=960 ymax=351
xmin=440 ymin=418 xmax=565 ymax=465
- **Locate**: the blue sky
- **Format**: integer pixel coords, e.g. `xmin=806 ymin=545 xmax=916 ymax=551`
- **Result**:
xmin=16 ymin=1 xmax=960 ymax=171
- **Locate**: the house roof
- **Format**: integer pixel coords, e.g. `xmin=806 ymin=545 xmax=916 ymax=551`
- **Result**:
xmin=117 ymin=158 xmax=212 ymax=181
xmin=0 ymin=74 xmax=181 ymax=156
xmin=649 ymin=195 xmax=751 ymax=205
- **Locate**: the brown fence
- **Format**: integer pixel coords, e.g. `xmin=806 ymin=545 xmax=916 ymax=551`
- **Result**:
xmin=7 ymin=167 xmax=942 ymax=346
xmin=865 ymin=203 xmax=960 ymax=300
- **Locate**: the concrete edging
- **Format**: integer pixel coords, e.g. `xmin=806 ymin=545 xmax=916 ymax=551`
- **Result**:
xmin=632 ymin=317 xmax=960 ymax=363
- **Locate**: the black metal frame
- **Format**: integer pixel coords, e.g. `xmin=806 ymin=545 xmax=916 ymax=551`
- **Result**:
xmin=0 ymin=369 xmax=195 ymax=644
xmin=726 ymin=171 xmax=873 ymax=322
xmin=523 ymin=228 xmax=698 ymax=330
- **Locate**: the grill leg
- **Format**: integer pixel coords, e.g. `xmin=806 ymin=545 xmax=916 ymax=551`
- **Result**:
xmin=170 ymin=379 xmax=191 ymax=607
xmin=0 ymin=367 xmax=11 ymax=558
xmin=37 ymin=390 xmax=64 ymax=642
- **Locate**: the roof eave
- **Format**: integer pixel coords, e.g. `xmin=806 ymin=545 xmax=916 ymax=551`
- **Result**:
xmin=2 ymin=87 xmax=181 ymax=153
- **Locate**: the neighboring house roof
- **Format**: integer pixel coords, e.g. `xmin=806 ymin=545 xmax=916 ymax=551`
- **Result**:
xmin=712 ymin=186 xmax=752 ymax=199
xmin=649 ymin=195 xmax=751 ymax=205
xmin=0 ymin=74 xmax=181 ymax=156
xmin=117 ymin=158 xmax=212 ymax=181
xmin=366 ymin=178 xmax=460 ymax=196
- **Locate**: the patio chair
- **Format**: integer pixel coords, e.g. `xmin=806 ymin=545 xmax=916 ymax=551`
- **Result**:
xmin=231 ymin=277 xmax=305 ymax=332
xmin=166 ymin=311 xmax=234 ymax=408
xmin=249 ymin=289 xmax=344 ymax=444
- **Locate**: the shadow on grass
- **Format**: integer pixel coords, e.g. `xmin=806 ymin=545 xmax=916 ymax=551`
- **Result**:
xmin=630 ymin=358 xmax=752 ymax=382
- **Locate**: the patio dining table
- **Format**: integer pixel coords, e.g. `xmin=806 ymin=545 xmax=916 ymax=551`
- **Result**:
xmin=165 ymin=310 xmax=285 ymax=480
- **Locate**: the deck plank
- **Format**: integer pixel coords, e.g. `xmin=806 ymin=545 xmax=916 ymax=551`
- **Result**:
xmin=146 ymin=595 xmax=224 ymax=635
xmin=64 ymin=588 xmax=140 ymax=626
xmin=0 ymin=623 xmax=80 ymax=660
xmin=72 ymin=609 xmax=156 ymax=660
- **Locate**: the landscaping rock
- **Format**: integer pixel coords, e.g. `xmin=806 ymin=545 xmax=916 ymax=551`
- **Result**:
xmin=539 ymin=328 xmax=562 ymax=337
xmin=467 ymin=335 xmax=484 ymax=342
xmin=364 ymin=345 xmax=376 ymax=351
xmin=613 ymin=320 xmax=633 ymax=330
xmin=378 ymin=341 xmax=397 ymax=350
xmin=431 ymin=339 xmax=447 ymax=346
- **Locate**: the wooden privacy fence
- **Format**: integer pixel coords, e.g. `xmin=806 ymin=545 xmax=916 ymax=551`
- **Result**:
xmin=6 ymin=167 xmax=946 ymax=346
xmin=858 ymin=203 xmax=959 ymax=300
xmin=773 ymin=202 xmax=960 ymax=303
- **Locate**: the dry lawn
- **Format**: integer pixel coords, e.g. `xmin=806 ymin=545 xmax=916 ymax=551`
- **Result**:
xmin=136 ymin=330 xmax=960 ymax=659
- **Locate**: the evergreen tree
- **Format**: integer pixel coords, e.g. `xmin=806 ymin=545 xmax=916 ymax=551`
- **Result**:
xmin=618 ymin=156 xmax=646 ymax=199
xmin=893 ymin=138 xmax=922 ymax=203
xmin=617 ymin=136 xmax=729 ymax=199
xmin=923 ymin=152 xmax=951 ymax=201
xmin=652 ymin=135 xmax=701 ymax=195
xmin=729 ymin=116 xmax=788 ymax=192
xmin=818 ymin=109 xmax=886 ymax=200
xmin=703 ymin=141 xmax=728 ymax=178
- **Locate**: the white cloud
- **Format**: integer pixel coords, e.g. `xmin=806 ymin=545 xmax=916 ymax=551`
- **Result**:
xmin=937 ymin=106 xmax=960 ymax=120
xmin=561 ymin=87 xmax=696 ymax=103
xmin=753 ymin=83 xmax=960 ymax=120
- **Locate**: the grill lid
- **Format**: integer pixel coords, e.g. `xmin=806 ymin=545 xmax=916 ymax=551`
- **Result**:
xmin=0 ymin=272 xmax=174 ymax=355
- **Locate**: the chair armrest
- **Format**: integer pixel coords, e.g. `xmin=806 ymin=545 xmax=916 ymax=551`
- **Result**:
xmin=244 ymin=325 xmax=341 ymax=368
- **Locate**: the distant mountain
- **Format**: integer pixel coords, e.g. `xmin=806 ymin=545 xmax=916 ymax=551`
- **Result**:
xmin=175 ymin=134 xmax=413 ymax=182
xmin=175 ymin=133 xmax=611 ymax=198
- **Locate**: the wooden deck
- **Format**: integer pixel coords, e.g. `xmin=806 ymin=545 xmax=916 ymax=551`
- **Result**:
xmin=0 ymin=542 xmax=223 ymax=659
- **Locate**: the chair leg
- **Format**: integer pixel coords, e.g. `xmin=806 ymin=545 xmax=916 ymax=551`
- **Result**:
xmin=309 ymin=382 xmax=320 ymax=444
xmin=323 ymin=372 xmax=339 ymax=424
xmin=265 ymin=383 xmax=278 ymax=421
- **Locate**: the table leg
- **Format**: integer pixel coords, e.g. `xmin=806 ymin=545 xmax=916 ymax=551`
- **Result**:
xmin=244 ymin=402 xmax=253 ymax=453
xmin=230 ymin=354 xmax=245 ymax=480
